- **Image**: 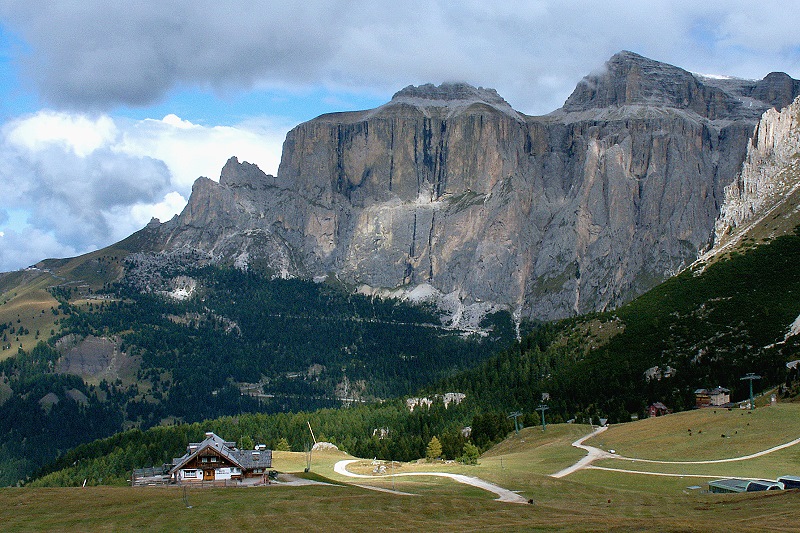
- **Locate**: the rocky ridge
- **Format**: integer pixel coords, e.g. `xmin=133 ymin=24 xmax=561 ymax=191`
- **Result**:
xmin=712 ymin=94 xmax=800 ymax=252
xmin=141 ymin=52 xmax=800 ymax=324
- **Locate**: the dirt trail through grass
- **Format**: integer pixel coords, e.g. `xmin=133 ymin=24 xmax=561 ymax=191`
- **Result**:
xmin=550 ymin=426 xmax=612 ymax=478
xmin=551 ymin=426 xmax=800 ymax=478
xmin=333 ymin=459 xmax=529 ymax=503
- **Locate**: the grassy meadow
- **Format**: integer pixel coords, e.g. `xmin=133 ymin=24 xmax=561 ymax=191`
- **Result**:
xmin=3 ymin=404 xmax=800 ymax=531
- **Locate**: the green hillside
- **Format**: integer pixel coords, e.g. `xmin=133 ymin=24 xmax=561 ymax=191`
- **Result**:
xmin=5 ymin=215 xmax=800 ymax=491
xmin=24 ymin=228 xmax=800 ymax=489
xmin=437 ymin=228 xmax=800 ymax=422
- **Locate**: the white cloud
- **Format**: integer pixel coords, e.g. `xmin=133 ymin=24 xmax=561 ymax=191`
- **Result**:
xmin=0 ymin=110 xmax=288 ymax=271
xmin=129 ymin=191 xmax=188 ymax=227
xmin=5 ymin=111 xmax=117 ymax=157
xmin=114 ymin=113 xmax=286 ymax=190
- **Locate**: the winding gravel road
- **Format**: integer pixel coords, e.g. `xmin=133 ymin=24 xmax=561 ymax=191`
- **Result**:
xmin=333 ymin=459 xmax=529 ymax=504
xmin=550 ymin=425 xmax=800 ymax=478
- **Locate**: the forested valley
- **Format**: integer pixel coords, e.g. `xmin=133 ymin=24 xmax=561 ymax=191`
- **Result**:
xmin=0 ymin=266 xmax=514 ymax=485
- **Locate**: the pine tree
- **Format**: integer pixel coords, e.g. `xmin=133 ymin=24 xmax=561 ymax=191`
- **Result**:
xmin=425 ymin=436 xmax=442 ymax=462
xmin=460 ymin=442 xmax=480 ymax=465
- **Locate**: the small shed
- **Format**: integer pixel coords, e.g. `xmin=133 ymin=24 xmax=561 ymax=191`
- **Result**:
xmin=709 ymin=387 xmax=730 ymax=406
xmin=694 ymin=389 xmax=711 ymax=408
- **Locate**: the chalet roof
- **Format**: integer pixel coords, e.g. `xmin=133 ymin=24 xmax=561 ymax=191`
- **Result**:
xmin=650 ymin=402 xmax=669 ymax=410
xmin=236 ymin=449 xmax=273 ymax=469
xmin=695 ymin=387 xmax=730 ymax=395
xmin=189 ymin=432 xmax=236 ymax=450
xmin=169 ymin=432 xmax=272 ymax=473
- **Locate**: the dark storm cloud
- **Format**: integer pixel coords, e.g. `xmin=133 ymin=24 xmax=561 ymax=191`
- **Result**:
xmin=1 ymin=1 xmax=343 ymax=108
xmin=4 ymin=1 xmax=800 ymax=115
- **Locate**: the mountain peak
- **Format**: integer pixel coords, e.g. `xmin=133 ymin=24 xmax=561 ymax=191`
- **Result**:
xmin=752 ymin=71 xmax=800 ymax=110
xmin=392 ymin=82 xmax=506 ymax=104
xmin=562 ymin=51 xmax=800 ymax=120
xmin=386 ymin=82 xmax=520 ymax=118
xmin=562 ymin=51 xmax=699 ymax=113
xmin=219 ymin=156 xmax=272 ymax=187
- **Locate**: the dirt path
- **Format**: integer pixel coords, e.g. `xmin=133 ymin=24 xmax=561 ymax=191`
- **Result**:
xmin=609 ymin=435 xmax=800 ymax=465
xmin=586 ymin=465 xmax=765 ymax=479
xmin=550 ymin=426 xmax=612 ymax=478
xmin=551 ymin=426 xmax=800 ymax=478
xmin=333 ymin=459 xmax=529 ymax=504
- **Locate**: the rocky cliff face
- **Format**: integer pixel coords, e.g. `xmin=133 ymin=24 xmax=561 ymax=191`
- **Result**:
xmin=147 ymin=52 xmax=800 ymax=323
xmin=714 ymin=95 xmax=800 ymax=248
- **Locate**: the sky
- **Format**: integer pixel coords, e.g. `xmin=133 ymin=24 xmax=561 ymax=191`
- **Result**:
xmin=1 ymin=1 xmax=799 ymax=272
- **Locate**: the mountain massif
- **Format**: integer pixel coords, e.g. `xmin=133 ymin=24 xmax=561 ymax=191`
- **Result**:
xmin=138 ymin=51 xmax=800 ymax=324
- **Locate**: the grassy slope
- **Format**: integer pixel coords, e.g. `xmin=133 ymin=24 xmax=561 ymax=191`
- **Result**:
xmin=4 ymin=405 xmax=800 ymax=532
xmin=0 ymin=270 xmax=60 ymax=357
xmin=0 ymin=224 xmax=160 ymax=360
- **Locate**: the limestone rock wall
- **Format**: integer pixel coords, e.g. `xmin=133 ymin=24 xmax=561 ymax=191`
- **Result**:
xmin=715 ymin=95 xmax=800 ymax=244
xmin=150 ymin=53 xmax=799 ymax=322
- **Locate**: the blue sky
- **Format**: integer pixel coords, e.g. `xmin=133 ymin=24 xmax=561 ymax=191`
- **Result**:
xmin=1 ymin=1 xmax=799 ymax=271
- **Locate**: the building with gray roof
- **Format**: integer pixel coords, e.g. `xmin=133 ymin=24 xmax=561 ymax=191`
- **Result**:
xmin=169 ymin=432 xmax=272 ymax=484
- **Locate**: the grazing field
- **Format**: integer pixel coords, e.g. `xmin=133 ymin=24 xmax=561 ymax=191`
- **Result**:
xmin=4 ymin=404 xmax=800 ymax=531
xmin=584 ymin=403 xmax=800 ymax=461
xmin=1 ymin=473 xmax=797 ymax=532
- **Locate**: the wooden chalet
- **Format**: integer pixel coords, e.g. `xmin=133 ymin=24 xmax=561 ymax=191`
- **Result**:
xmin=170 ymin=432 xmax=272 ymax=484
xmin=694 ymin=386 xmax=730 ymax=408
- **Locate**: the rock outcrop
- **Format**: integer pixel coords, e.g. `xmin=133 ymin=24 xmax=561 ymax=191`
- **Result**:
xmin=714 ymin=95 xmax=800 ymax=247
xmin=146 ymin=52 xmax=800 ymax=323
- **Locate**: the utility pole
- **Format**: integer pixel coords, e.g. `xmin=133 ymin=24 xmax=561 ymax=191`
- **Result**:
xmin=740 ymin=373 xmax=761 ymax=410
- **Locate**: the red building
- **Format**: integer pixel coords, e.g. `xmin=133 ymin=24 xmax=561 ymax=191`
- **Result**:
xmin=648 ymin=402 xmax=671 ymax=417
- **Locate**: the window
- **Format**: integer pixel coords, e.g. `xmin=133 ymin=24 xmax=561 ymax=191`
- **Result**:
xmin=183 ymin=470 xmax=198 ymax=478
